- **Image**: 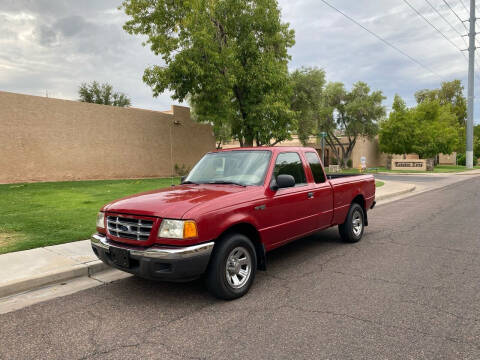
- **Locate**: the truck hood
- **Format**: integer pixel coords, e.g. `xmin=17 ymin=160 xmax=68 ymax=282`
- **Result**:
xmin=103 ymin=184 xmax=247 ymax=218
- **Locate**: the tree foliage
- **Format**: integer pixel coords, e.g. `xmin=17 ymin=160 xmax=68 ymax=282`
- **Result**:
xmin=320 ymin=81 xmax=385 ymax=167
xmin=78 ymin=81 xmax=131 ymax=107
xmin=289 ymin=67 xmax=326 ymax=145
xmin=411 ymin=100 xmax=460 ymax=158
xmin=379 ymin=95 xmax=416 ymax=156
xmin=474 ymin=124 xmax=480 ymax=159
xmin=379 ymin=95 xmax=460 ymax=159
xmin=288 ymin=73 xmax=384 ymax=166
xmin=415 ymin=80 xmax=466 ymax=126
xmin=122 ymin=0 xmax=296 ymax=147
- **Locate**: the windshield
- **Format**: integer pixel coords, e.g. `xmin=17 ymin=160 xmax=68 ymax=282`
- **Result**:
xmin=185 ymin=150 xmax=272 ymax=186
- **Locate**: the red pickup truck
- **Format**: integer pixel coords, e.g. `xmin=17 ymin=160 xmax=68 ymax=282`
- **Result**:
xmin=91 ymin=147 xmax=375 ymax=299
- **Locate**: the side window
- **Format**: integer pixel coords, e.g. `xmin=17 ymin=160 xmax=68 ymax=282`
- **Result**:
xmin=306 ymin=152 xmax=326 ymax=183
xmin=273 ymin=152 xmax=307 ymax=186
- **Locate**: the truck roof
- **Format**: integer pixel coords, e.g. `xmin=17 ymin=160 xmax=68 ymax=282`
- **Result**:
xmin=215 ymin=146 xmax=317 ymax=153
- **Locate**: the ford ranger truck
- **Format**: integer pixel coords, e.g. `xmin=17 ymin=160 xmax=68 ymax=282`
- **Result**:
xmin=91 ymin=147 xmax=376 ymax=300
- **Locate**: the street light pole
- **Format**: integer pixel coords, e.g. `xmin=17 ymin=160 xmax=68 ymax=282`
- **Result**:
xmin=466 ymin=0 xmax=475 ymax=168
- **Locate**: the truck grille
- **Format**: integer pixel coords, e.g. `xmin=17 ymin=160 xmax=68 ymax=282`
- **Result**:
xmin=107 ymin=216 xmax=154 ymax=241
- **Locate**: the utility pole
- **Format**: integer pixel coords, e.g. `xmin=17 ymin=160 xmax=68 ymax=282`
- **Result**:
xmin=466 ymin=0 xmax=475 ymax=168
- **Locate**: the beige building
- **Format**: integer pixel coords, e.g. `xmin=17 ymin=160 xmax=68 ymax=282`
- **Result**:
xmin=0 ymin=91 xmax=215 ymax=184
xmin=223 ymin=135 xmax=387 ymax=168
xmin=223 ymin=135 xmax=456 ymax=168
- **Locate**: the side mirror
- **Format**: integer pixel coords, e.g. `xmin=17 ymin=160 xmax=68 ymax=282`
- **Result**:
xmin=271 ymin=174 xmax=295 ymax=190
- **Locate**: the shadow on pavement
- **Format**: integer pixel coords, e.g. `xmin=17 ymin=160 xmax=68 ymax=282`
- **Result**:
xmin=102 ymin=226 xmax=348 ymax=301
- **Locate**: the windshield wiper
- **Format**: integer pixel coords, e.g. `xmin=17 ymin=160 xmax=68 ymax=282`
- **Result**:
xmin=181 ymin=180 xmax=198 ymax=185
xmin=207 ymin=180 xmax=246 ymax=187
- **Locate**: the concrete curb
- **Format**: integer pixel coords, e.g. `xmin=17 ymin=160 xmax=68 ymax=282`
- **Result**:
xmin=0 ymin=260 xmax=109 ymax=299
xmin=375 ymin=184 xmax=416 ymax=202
xmin=376 ymin=171 xmax=480 ymax=176
xmin=375 ymin=172 xmax=441 ymax=176
xmin=454 ymin=171 xmax=480 ymax=175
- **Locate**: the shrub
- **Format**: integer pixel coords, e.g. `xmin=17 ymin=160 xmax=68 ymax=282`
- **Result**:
xmin=330 ymin=157 xmax=338 ymax=165
xmin=457 ymin=153 xmax=478 ymax=166
xmin=174 ymin=163 xmax=191 ymax=176
xmin=347 ymin=159 xmax=353 ymax=168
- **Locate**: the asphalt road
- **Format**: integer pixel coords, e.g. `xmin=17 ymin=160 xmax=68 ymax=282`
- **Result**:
xmin=2 ymin=177 xmax=480 ymax=359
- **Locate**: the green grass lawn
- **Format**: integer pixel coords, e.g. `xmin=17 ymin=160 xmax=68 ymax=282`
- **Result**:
xmin=375 ymin=181 xmax=384 ymax=188
xmin=0 ymin=177 xmax=180 ymax=254
xmin=432 ymin=165 xmax=480 ymax=172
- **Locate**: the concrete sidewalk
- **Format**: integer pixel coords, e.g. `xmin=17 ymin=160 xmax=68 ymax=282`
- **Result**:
xmin=0 ymin=240 xmax=108 ymax=298
xmin=0 ymin=179 xmax=417 ymax=301
xmin=375 ymin=180 xmax=416 ymax=202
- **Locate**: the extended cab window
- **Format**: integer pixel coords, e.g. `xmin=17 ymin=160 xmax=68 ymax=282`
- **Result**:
xmin=305 ymin=152 xmax=326 ymax=183
xmin=273 ymin=152 xmax=307 ymax=186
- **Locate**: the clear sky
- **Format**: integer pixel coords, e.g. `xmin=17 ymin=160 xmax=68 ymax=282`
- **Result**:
xmin=0 ymin=0 xmax=478 ymax=123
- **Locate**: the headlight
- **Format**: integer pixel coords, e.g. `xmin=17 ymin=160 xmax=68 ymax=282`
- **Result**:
xmin=158 ymin=219 xmax=198 ymax=239
xmin=96 ymin=212 xmax=105 ymax=229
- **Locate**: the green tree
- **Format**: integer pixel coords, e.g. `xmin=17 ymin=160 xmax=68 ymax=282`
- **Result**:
xmin=379 ymin=95 xmax=416 ymax=157
xmin=78 ymin=81 xmax=131 ymax=107
xmin=191 ymin=101 xmax=232 ymax=149
xmin=320 ymin=81 xmax=385 ymax=167
xmin=411 ymin=100 xmax=459 ymax=159
xmin=380 ymin=96 xmax=461 ymax=161
xmin=289 ymin=67 xmax=326 ymax=145
xmin=122 ymin=0 xmax=295 ymax=147
xmin=415 ymin=80 xmax=466 ymax=126
xmin=474 ymin=124 xmax=480 ymax=159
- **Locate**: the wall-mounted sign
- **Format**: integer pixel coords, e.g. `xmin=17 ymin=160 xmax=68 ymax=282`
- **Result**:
xmin=360 ymin=156 xmax=366 ymax=169
xmin=391 ymin=159 xmax=427 ymax=171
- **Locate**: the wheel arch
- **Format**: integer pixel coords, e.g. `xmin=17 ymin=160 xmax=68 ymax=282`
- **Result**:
xmin=351 ymin=194 xmax=367 ymax=226
xmin=215 ymin=222 xmax=266 ymax=271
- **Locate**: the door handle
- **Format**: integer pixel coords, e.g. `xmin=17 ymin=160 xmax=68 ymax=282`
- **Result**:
xmin=307 ymin=192 xmax=314 ymax=199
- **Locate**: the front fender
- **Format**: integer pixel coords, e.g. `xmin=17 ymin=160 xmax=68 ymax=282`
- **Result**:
xmin=206 ymin=210 xmax=261 ymax=242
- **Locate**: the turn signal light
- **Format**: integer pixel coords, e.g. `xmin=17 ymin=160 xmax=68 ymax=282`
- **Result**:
xmin=183 ymin=221 xmax=198 ymax=238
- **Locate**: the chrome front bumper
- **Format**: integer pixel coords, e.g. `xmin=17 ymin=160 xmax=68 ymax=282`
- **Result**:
xmin=91 ymin=233 xmax=214 ymax=260
xmin=90 ymin=233 xmax=215 ymax=281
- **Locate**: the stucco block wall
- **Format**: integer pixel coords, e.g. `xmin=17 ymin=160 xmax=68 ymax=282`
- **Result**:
xmin=0 ymin=91 xmax=215 ymax=183
xmin=350 ymin=137 xmax=387 ymax=168
xmin=438 ymin=153 xmax=457 ymax=165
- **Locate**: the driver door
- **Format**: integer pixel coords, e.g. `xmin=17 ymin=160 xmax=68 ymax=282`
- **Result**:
xmin=259 ymin=152 xmax=318 ymax=249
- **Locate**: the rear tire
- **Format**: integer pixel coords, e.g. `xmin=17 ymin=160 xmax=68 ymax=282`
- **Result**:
xmin=338 ymin=203 xmax=365 ymax=243
xmin=206 ymin=233 xmax=257 ymax=300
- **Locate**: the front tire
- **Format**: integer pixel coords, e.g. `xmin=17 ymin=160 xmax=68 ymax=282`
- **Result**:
xmin=339 ymin=203 xmax=365 ymax=243
xmin=206 ymin=233 xmax=257 ymax=300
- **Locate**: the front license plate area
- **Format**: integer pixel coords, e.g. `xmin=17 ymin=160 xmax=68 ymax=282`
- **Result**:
xmin=109 ymin=247 xmax=130 ymax=268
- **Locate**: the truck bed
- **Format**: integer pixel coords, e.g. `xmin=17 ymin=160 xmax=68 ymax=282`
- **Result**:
xmin=327 ymin=173 xmax=376 ymax=225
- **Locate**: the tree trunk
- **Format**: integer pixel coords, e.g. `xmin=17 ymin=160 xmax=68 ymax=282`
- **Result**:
xmin=341 ymin=148 xmax=348 ymax=168
xmin=343 ymin=136 xmax=357 ymax=168
xmin=233 ymin=85 xmax=252 ymax=148
xmin=243 ymin=138 xmax=254 ymax=147
xmin=325 ymin=134 xmax=341 ymax=166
